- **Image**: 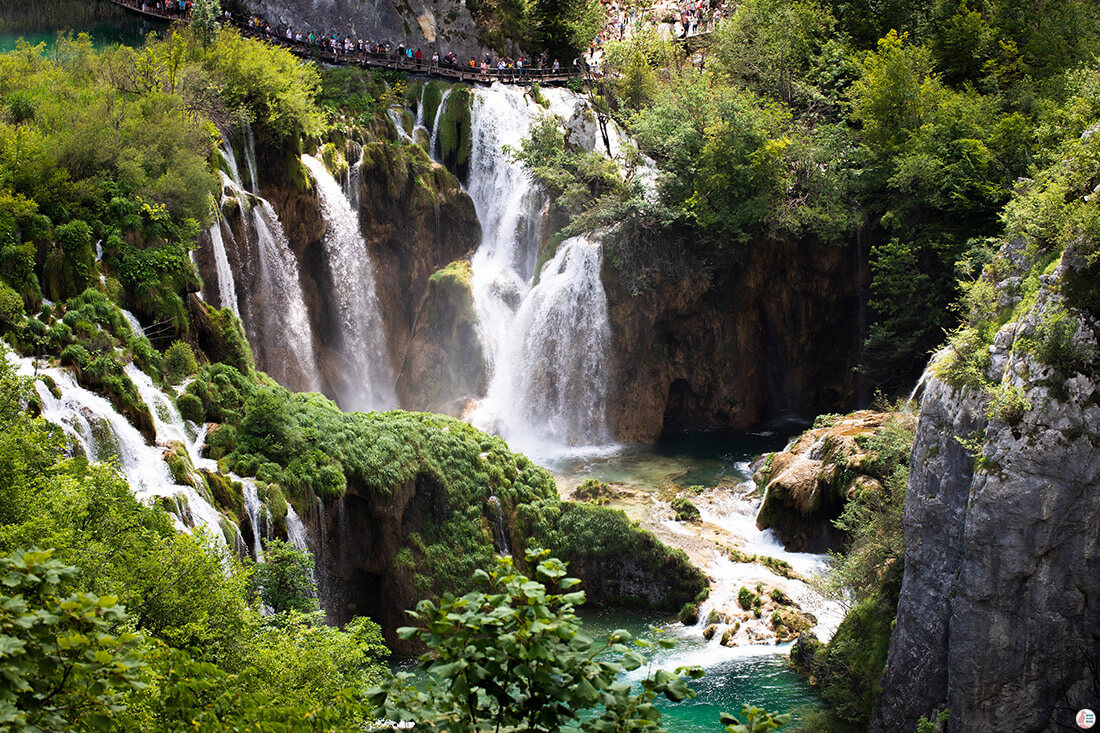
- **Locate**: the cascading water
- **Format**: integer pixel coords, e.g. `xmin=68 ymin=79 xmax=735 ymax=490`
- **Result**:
xmin=217 ymin=134 xmax=322 ymax=392
xmin=14 ymin=354 xmax=226 ymax=542
xmin=429 ymin=88 xmax=451 ymax=161
xmin=343 ymin=141 xmax=364 ymax=212
xmin=301 ymin=154 xmax=396 ymax=411
xmin=201 ymin=218 xmax=240 ymax=317
xmin=242 ymin=480 xmax=267 ymax=562
xmin=285 ymin=505 xmax=308 ymax=552
xmin=462 ymin=86 xmax=614 ymax=455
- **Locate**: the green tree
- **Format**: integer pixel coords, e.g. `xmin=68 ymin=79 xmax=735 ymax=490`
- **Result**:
xmin=0 ymin=548 xmax=145 ymax=731
xmin=189 ymin=0 xmax=222 ymax=47
xmin=163 ymin=340 xmax=198 ymax=384
xmin=371 ymin=548 xmax=702 ymax=732
xmin=711 ymin=0 xmax=836 ymax=106
xmin=252 ymin=539 xmax=318 ymax=614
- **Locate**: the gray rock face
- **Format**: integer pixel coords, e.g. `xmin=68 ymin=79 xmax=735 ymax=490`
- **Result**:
xmin=238 ymin=0 xmax=489 ymax=60
xmin=873 ymin=283 xmax=1100 ymax=731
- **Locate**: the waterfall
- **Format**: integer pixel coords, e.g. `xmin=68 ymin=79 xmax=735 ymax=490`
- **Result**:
xmin=285 ymin=504 xmax=308 ymax=552
xmin=14 ymin=355 xmax=226 ymax=542
xmin=202 ymin=218 xmax=240 ymax=317
xmin=242 ymin=479 xmax=266 ymax=562
xmin=343 ymin=141 xmax=364 ymax=212
xmin=217 ymin=134 xmax=322 ymax=393
xmin=429 ymin=88 xmax=452 ymax=160
xmin=463 ymin=86 xmax=614 ymax=455
xmin=301 ymin=154 xmax=396 ymax=411
xmin=472 ymin=237 xmax=611 ymax=448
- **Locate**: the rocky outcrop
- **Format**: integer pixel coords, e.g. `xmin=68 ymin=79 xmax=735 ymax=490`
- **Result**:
xmin=396 ymin=260 xmax=486 ymax=413
xmin=356 ymin=139 xmax=480 ymax=390
xmin=873 ymin=250 xmax=1100 ymax=732
xmin=605 ymin=238 xmax=863 ymax=441
xmin=754 ymin=410 xmax=904 ymax=552
xmin=238 ymin=0 xmax=490 ymax=60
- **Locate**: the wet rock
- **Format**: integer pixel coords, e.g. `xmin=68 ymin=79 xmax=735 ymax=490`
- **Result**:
xmin=754 ymin=410 xmax=898 ymax=552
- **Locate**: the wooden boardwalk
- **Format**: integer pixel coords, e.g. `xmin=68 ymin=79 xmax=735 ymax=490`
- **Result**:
xmin=107 ymin=0 xmax=581 ymax=85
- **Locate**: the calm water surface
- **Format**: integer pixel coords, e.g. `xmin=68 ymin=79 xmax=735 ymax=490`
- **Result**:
xmin=0 ymin=0 xmax=167 ymax=51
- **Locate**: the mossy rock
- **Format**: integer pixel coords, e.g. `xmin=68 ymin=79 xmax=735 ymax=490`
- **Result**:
xmin=678 ymin=601 xmax=700 ymax=625
xmin=202 ymin=468 xmax=243 ymax=519
xmin=437 ymin=84 xmax=472 ymax=180
xmin=671 ymin=496 xmax=700 ymax=522
xmin=573 ymin=478 xmax=613 ymax=503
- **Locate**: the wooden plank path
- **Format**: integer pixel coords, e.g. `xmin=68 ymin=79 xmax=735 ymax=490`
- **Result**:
xmin=107 ymin=0 xmax=581 ymax=85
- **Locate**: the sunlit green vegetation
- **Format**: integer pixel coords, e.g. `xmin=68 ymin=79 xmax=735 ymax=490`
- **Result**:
xmin=517 ymin=0 xmax=1100 ymax=392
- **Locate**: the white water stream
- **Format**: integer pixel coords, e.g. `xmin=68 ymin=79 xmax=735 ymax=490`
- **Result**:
xmin=301 ymin=154 xmax=396 ymax=411
xmin=217 ymin=135 xmax=322 ymax=392
xmin=13 ymin=353 xmax=225 ymax=542
xmin=459 ymin=85 xmax=615 ymax=458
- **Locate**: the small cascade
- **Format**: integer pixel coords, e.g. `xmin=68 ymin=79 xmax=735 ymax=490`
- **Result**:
xmin=301 ymin=154 xmax=396 ymax=411
xmin=463 ymin=86 xmax=614 ymax=455
xmin=202 ymin=218 xmax=240 ymax=317
xmin=242 ymin=479 xmax=267 ymax=562
xmin=690 ymin=490 xmax=845 ymax=645
xmin=343 ymin=141 xmax=364 ymax=212
xmin=15 ymin=355 xmax=226 ymax=542
xmin=387 ymin=107 xmax=415 ymax=143
xmin=216 ymin=133 xmax=322 ymax=392
xmin=123 ymin=364 xmax=196 ymax=447
xmin=429 ymin=88 xmax=452 ymax=159
xmin=285 ymin=504 xmax=309 ymax=552
xmin=120 ymin=308 xmax=144 ymax=338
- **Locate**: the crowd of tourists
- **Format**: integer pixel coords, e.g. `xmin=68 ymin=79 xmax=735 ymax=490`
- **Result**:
xmin=248 ymin=17 xmax=567 ymax=80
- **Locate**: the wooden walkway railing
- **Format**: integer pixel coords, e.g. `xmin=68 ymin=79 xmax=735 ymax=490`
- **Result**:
xmin=107 ymin=0 xmax=582 ymax=85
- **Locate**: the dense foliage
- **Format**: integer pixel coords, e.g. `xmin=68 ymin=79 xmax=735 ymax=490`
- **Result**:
xmin=0 ymin=358 xmax=389 ymax=731
xmin=0 ymin=27 xmax=319 ymax=342
xmin=371 ymin=548 xmax=703 ymax=732
xmin=515 ymin=0 xmax=1100 ymax=393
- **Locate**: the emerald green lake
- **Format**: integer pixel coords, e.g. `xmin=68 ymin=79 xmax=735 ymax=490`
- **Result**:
xmin=579 ymin=608 xmax=820 ymax=729
xmin=0 ymin=0 xmax=167 ymax=52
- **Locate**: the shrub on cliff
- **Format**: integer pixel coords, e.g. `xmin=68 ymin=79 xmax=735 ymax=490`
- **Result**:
xmin=164 ymin=340 xmax=198 ymax=383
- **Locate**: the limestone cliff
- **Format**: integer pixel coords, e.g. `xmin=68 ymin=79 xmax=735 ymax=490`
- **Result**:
xmin=236 ymin=0 xmax=489 ymax=60
xmin=872 ymin=242 xmax=1100 ymax=732
xmin=604 ymin=238 xmax=863 ymax=442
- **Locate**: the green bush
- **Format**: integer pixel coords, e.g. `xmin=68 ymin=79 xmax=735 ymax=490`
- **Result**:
xmin=177 ymin=391 xmax=205 ymax=423
xmin=371 ymin=549 xmax=703 ymax=731
xmin=163 ymin=340 xmax=198 ymax=384
xmin=59 ymin=343 xmax=90 ymax=368
xmin=671 ymin=496 xmax=701 ymax=521
xmin=738 ymin=586 xmax=756 ymax=610
xmin=0 ymin=281 xmax=25 ymax=330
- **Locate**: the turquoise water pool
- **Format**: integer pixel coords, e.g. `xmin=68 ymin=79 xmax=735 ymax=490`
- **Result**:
xmin=0 ymin=0 xmax=167 ymax=52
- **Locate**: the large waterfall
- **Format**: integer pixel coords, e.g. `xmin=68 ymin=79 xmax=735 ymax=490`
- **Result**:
xmin=218 ymin=135 xmax=322 ymax=393
xmin=301 ymin=155 xmax=396 ymax=412
xmin=463 ymin=86 xmax=614 ymax=454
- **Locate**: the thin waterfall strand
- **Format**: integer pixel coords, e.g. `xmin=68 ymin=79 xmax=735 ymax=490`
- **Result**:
xmin=302 ymin=154 xmax=396 ymax=411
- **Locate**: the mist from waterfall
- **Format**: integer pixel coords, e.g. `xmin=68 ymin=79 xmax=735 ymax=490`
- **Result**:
xmin=301 ymin=154 xmax=396 ymax=411
xmin=463 ymin=85 xmax=614 ymax=455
